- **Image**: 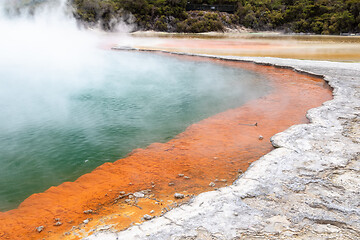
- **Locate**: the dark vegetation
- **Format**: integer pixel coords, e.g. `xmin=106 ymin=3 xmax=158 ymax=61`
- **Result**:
xmin=71 ymin=0 xmax=360 ymax=34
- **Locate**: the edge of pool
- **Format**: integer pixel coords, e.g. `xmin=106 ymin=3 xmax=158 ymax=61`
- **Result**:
xmin=86 ymin=54 xmax=360 ymax=240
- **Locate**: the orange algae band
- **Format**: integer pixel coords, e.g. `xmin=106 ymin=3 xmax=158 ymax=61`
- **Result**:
xmin=0 ymin=57 xmax=332 ymax=240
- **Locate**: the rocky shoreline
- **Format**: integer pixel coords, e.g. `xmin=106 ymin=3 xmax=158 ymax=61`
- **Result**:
xmin=87 ymin=55 xmax=360 ymax=239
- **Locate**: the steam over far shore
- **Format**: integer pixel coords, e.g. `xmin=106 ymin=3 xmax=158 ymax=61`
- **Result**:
xmin=0 ymin=0 xmax=270 ymax=211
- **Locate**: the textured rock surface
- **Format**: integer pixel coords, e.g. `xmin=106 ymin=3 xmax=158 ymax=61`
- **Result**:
xmin=86 ymin=57 xmax=360 ymax=240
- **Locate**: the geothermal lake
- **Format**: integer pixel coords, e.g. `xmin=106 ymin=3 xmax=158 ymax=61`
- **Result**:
xmin=0 ymin=51 xmax=269 ymax=211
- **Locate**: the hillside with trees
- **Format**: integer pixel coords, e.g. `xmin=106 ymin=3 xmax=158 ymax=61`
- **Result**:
xmin=71 ymin=0 xmax=360 ymax=34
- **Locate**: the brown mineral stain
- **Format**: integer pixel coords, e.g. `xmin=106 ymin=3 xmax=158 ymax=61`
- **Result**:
xmin=132 ymin=37 xmax=360 ymax=61
xmin=0 ymin=56 xmax=332 ymax=240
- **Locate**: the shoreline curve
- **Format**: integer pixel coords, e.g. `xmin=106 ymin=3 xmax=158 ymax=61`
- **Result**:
xmin=0 ymin=54 xmax=333 ymax=240
xmin=86 ymin=54 xmax=360 ymax=240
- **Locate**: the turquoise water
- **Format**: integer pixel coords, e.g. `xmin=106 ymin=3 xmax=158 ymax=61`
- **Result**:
xmin=0 ymin=51 xmax=269 ymax=211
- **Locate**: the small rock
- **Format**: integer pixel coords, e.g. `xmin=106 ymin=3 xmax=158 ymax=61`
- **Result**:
xmin=125 ymin=199 xmax=131 ymax=203
xmin=83 ymin=210 xmax=93 ymax=214
xmin=36 ymin=226 xmax=44 ymax=233
xmin=54 ymin=222 xmax=62 ymax=226
xmin=83 ymin=219 xmax=90 ymax=224
xmin=214 ymin=179 xmax=219 ymax=182
xmin=184 ymin=176 xmax=190 ymax=179
xmin=150 ymin=210 xmax=155 ymax=214
xmin=220 ymin=179 xmax=227 ymax=182
xmin=119 ymin=191 xmax=125 ymax=195
xmin=168 ymin=182 xmax=175 ymax=186
xmin=133 ymin=192 xmax=145 ymax=198
xmin=143 ymin=214 xmax=152 ymax=221
xmin=54 ymin=218 xmax=61 ymax=222
xmin=234 ymin=212 xmax=238 ymax=216
xmin=128 ymin=195 xmax=134 ymax=199
xmin=213 ymin=157 xmax=218 ymax=159
xmin=174 ymin=193 xmax=185 ymax=199
xmin=129 ymin=182 xmax=133 ymax=185
xmin=258 ymin=135 xmax=264 ymax=140
xmin=209 ymin=182 xmax=216 ymax=187
xmin=178 ymin=174 xmax=184 ymax=177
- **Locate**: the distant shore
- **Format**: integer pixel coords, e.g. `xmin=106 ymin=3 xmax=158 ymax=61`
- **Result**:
xmin=123 ymin=31 xmax=360 ymax=62
xmin=131 ymin=30 xmax=360 ymax=40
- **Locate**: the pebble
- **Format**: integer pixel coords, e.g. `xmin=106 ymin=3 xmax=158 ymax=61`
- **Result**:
xmin=83 ymin=219 xmax=90 ymax=224
xmin=119 ymin=191 xmax=125 ymax=195
xmin=174 ymin=193 xmax=185 ymax=199
xmin=259 ymin=135 xmax=264 ymax=140
xmin=209 ymin=182 xmax=216 ymax=187
xmin=125 ymin=199 xmax=131 ymax=203
xmin=178 ymin=174 xmax=184 ymax=177
xmin=83 ymin=210 xmax=93 ymax=214
xmin=168 ymin=182 xmax=175 ymax=186
xmin=54 ymin=222 xmax=62 ymax=226
xmin=54 ymin=218 xmax=60 ymax=221
xmin=36 ymin=226 xmax=44 ymax=233
xmin=133 ymin=192 xmax=145 ymax=198
xmin=184 ymin=176 xmax=190 ymax=179
xmin=150 ymin=210 xmax=155 ymax=214
xmin=143 ymin=214 xmax=152 ymax=221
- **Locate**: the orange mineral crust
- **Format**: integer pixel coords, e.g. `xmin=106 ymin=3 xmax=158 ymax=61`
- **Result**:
xmin=0 ymin=57 xmax=332 ymax=240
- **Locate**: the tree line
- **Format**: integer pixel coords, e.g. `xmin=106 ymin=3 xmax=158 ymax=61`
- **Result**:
xmin=71 ymin=0 xmax=360 ymax=34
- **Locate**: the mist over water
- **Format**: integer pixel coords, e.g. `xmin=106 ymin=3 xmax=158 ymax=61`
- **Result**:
xmin=0 ymin=1 xmax=270 ymax=211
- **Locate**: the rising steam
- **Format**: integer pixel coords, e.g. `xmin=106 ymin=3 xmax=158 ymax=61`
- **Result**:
xmin=0 ymin=0 xmax=104 ymax=132
xmin=0 ymin=0 xmax=269 ymax=211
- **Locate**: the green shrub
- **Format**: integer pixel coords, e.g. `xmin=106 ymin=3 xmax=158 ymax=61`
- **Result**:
xmin=72 ymin=0 xmax=360 ymax=34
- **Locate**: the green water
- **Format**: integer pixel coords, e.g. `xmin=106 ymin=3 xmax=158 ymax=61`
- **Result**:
xmin=0 ymin=51 xmax=269 ymax=211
